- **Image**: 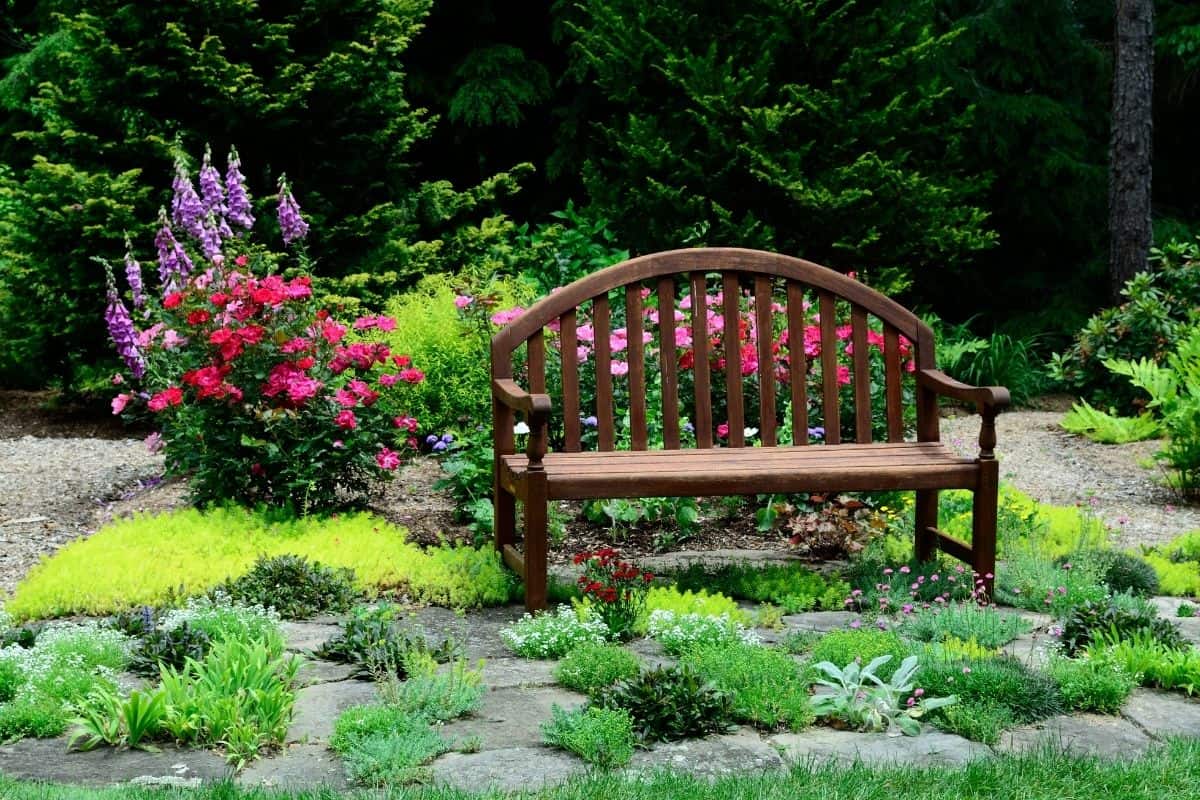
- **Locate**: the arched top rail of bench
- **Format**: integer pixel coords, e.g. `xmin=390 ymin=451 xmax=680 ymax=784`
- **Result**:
xmin=490 ymin=247 xmax=933 ymax=365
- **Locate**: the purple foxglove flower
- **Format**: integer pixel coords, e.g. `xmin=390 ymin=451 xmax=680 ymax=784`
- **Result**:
xmin=154 ymin=209 xmax=194 ymax=292
xmin=199 ymin=213 xmax=223 ymax=261
xmin=277 ymin=175 xmax=309 ymax=245
xmin=124 ymin=239 xmax=144 ymax=309
xmin=170 ymin=160 xmax=205 ymax=240
xmin=198 ymin=144 xmax=226 ymax=218
xmin=218 ymin=216 xmax=233 ymax=240
xmin=225 ymin=147 xmax=255 ymax=230
xmin=104 ymin=280 xmax=145 ymax=378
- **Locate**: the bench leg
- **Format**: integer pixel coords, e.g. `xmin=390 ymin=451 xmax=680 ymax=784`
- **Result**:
xmin=914 ymin=489 xmax=938 ymax=563
xmin=523 ymin=473 xmax=549 ymax=613
xmin=494 ymin=482 xmax=516 ymax=553
xmin=972 ymin=459 xmax=999 ymax=601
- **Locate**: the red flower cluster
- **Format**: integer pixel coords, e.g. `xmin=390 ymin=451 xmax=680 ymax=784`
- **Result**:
xmin=574 ymin=549 xmax=653 ymax=639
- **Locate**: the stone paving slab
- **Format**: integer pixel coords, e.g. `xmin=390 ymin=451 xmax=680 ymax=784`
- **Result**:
xmin=626 ymin=727 xmax=782 ymax=779
xmin=452 ymin=657 xmax=556 ymax=689
xmin=0 ymin=737 xmax=231 ymax=786
xmin=782 ymin=611 xmax=858 ymax=632
xmin=1003 ymin=633 xmax=1059 ymax=668
xmin=287 ymin=679 xmax=380 ymax=743
xmin=296 ymin=658 xmax=358 ymax=687
xmin=432 ymin=746 xmax=587 ymax=792
xmin=437 ymin=686 xmax=587 ymax=752
xmin=770 ymin=727 xmax=991 ymax=766
xmin=280 ymin=621 xmax=342 ymax=653
xmin=1121 ymin=688 xmax=1200 ymax=738
xmin=410 ymin=605 xmax=527 ymax=660
xmin=238 ymin=743 xmax=351 ymax=791
xmin=995 ymin=713 xmax=1152 ymax=758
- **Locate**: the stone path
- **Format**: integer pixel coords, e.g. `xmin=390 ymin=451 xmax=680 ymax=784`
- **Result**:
xmin=1 ymin=599 xmax=1199 ymax=792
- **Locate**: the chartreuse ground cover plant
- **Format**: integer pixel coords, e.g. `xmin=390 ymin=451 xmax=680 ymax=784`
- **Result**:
xmin=670 ymin=562 xmax=849 ymax=613
xmin=7 ymin=507 xmax=512 ymax=620
xmin=5 ymin=741 xmax=1200 ymax=798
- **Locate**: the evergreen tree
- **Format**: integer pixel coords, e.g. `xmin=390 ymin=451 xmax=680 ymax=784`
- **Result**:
xmin=552 ymin=0 xmax=997 ymax=292
xmin=0 ymin=0 xmax=527 ymax=388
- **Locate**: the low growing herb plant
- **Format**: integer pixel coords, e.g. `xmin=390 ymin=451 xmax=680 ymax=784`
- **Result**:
xmin=808 ymin=628 xmax=912 ymax=682
xmin=500 ymin=606 xmax=611 ymax=659
xmin=553 ymin=643 xmax=641 ymax=696
xmin=898 ymin=603 xmax=1032 ymax=650
xmin=331 ymin=705 xmax=448 ymax=786
xmin=684 ymin=642 xmax=814 ymax=731
xmin=1049 ymin=656 xmax=1137 ymax=713
xmin=541 ymin=705 xmax=635 ymax=768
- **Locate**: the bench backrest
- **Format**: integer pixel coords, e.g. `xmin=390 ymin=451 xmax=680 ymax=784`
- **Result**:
xmin=491 ymin=247 xmax=938 ymax=453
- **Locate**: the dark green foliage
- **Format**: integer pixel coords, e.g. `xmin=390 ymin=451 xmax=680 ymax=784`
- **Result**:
xmin=932 ymin=700 xmax=1014 ymax=745
xmin=0 ymin=659 xmax=23 ymax=703
xmin=1049 ymin=657 xmax=1136 ymax=714
xmin=1049 ymin=239 xmax=1200 ymax=410
xmin=595 ymin=664 xmax=735 ymax=742
xmin=808 ymin=629 xmax=913 ymax=682
xmin=670 ymin=562 xmax=848 ymax=614
xmin=920 ymin=656 xmax=1062 ymax=724
xmin=554 ymin=0 xmax=995 ymax=292
xmin=220 ymin=555 xmax=359 ymax=620
xmin=103 ymin=608 xmax=154 ymax=639
xmin=129 ymin=622 xmax=212 ymax=677
xmin=1060 ymin=598 xmax=1186 ymax=657
xmin=1100 ymin=552 xmax=1160 ymax=597
xmin=0 ymin=624 xmax=42 ymax=650
xmin=0 ymin=1 xmax=527 ymax=389
xmin=315 ymin=605 xmax=457 ymax=679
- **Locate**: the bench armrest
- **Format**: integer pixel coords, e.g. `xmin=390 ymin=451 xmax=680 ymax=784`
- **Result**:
xmin=916 ymin=369 xmax=1010 ymax=460
xmin=492 ymin=378 xmax=552 ymax=467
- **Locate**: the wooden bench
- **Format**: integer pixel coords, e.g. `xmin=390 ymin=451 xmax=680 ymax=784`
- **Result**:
xmin=490 ymin=248 xmax=1010 ymax=611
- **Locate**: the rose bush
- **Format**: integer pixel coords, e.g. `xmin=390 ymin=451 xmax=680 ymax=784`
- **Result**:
xmin=104 ymin=147 xmax=423 ymax=510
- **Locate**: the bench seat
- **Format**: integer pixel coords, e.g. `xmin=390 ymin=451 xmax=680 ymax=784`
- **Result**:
xmin=501 ymin=442 xmax=979 ymax=500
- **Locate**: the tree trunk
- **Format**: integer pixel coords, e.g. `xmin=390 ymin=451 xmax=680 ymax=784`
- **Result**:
xmin=1109 ymin=0 xmax=1154 ymax=302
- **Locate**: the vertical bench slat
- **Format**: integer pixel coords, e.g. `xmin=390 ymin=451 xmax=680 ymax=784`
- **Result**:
xmin=626 ymin=284 xmax=648 ymax=450
xmin=818 ymin=290 xmax=841 ymax=444
xmin=786 ymin=281 xmax=809 ymax=445
xmin=754 ymin=275 xmax=777 ymax=446
xmin=884 ymin=324 xmax=904 ymax=443
xmin=852 ymin=306 xmax=872 ymax=443
xmin=560 ymin=310 xmax=580 ymax=452
xmin=723 ymin=273 xmax=745 ymax=447
xmin=527 ymin=329 xmax=548 ymax=455
xmin=593 ymin=294 xmax=615 ymax=451
xmin=657 ymin=277 xmax=681 ymax=449
xmin=691 ymin=272 xmax=713 ymax=448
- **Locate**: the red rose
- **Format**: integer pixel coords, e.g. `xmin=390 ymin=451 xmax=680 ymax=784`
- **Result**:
xmin=209 ymin=292 xmax=230 ymax=308
xmin=163 ymin=292 xmax=185 ymax=309
xmin=187 ymin=310 xmax=211 ymax=326
xmin=296 ymin=356 xmax=315 ymax=370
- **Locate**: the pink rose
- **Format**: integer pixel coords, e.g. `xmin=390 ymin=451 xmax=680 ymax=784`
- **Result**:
xmin=335 ymin=410 xmax=357 ymax=430
xmin=111 ymin=393 xmax=132 ymax=415
xmin=454 ymin=295 xmax=473 ymax=309
xmin=376 ymin=447 xmax=401 ymax=470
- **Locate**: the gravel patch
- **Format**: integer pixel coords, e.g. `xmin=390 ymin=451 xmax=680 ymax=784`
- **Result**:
xmin=941 ymin=410 xmax=1200 ymax=549
xmin=0 ymin=435 xmax=165 ymax=596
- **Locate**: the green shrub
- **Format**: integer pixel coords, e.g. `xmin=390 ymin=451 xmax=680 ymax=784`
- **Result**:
xmin=380 ymin=657 xmax=485 ymax=723
xmin=7 ymin=507 xmax=510 ymax=619
xmin=595 ymin=664 xmax=735 ymax=742
xmin=919 ymin=656 xmax=1062 ymax=723
xmin=932 ymin=700 xmax=1014 ymax=745
xmin=1142 ymin=553 xmax=1200 ymax=597
xmin=500 ymin=607 xmax=611 ymax=659
xmin=1099 ymin=552 xmax=1161 ymax=597
xmin=554 ymin=644 xmax=641 ymax=696
xmin=670 ymin=562 xmax=848 ymax=613
xmin=378 ymin=274 xmax=533 ymax=434
xmin=683 ymin=642 xmax=814 ymax=731
xmin=0 ymin=698 xmax=70 ymax=741
xmin=1049 ymin=657 xmax=1136 ymax=713
xmin=644 ymin=610 xmax=757 ymax=658
xmin=1089 ymin=631 xmax=1200 ymax=696
xmin=220 ymin=554 xmax=359 ymax=619
xmin=541 ymin=705 xmax=635 ymax=768
xmin=1061 ymin=400 xmax=1161 ymax=443
xmin=994 ymin=551 xmax=1107 ymax=615
xmin=331 ymin=705 xmax=448 ymax=786
xmin=1050 ymin=238 xmax=1200 ymax=409
xmin=899 ymin=604 xmax=1031 ymax=649
xmin=1180 ymin=603 xmax=1197 ymax=618
xmin=1060 ymin=596 xmax=1186 ymax=656
xmin=808 ymin=629 xmax=912 ymax=682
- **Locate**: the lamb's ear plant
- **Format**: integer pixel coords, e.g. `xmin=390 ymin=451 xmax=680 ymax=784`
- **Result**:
xmin=810 ymin=655 xmax=956 ymax=737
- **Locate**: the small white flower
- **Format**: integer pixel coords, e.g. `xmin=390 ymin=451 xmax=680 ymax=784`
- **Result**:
xmin=744 ymin=427 xmax=758 ymax=438
xmin=514 ymin=421 xmax=531 ymax=435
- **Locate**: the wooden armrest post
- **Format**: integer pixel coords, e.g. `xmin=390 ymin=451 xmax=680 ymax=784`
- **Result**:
xmin=915 ymin=369 xmax=1010 ymax=460
xmin=492 ymin=378 xmax=552 ymax=469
